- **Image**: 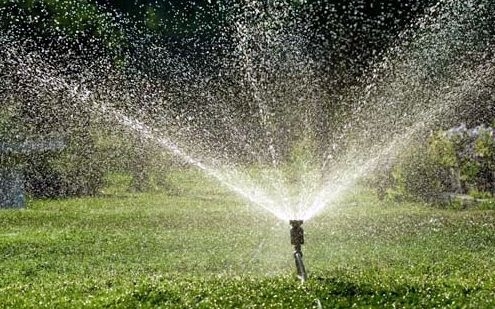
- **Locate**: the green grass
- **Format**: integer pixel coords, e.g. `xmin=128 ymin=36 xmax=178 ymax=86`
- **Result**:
xmin=1 ymin=170 xmax=495 ymax=308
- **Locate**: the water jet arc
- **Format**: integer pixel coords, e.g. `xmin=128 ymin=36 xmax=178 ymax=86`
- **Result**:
xmin=289 ymin=220 xmax=307 ymax=282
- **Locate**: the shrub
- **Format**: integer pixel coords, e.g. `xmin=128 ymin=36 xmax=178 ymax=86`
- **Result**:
xmin=93 ymin=127 xmax=173 ymax=193
xmin=53 ymin=136 xmax=105 ymax=197
xmin=25 ymin=131 xmax=106 ymax=198
xmin=370 ymin=124 xmax=495 ymax=204
xmin=377 ymin=143 xmax=449 ymax=203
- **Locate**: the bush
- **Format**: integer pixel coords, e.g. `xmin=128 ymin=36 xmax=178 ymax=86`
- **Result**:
xmin=24 ymin=131 xmax=105 ymax=198
xmin=93 ymin=128 xmax=173 ymax=193
xmin=370 ymin=124 xmax=495 ymax=204
xmin=24 ymin=154 xmax=64 ymax=198
xmin=373 ymin=143 xmax=449 ymax=203
xmin=437 ymin=124 xmax=495 ymax=195
xmin=53 ymin=134 xmax=105 ymax=197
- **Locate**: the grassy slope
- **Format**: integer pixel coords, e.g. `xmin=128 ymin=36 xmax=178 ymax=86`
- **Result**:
xmin=1 ymin=170 xmax=495 ymax=308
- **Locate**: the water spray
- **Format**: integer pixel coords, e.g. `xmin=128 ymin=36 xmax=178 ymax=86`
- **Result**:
xmin=289 ymin=220 xmax=307 ymax=282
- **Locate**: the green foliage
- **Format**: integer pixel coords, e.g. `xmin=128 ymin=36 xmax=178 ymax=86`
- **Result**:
xmin=475 ymin=130 xmax=495 ymax=162
xmin=429 ymin=132 xmax=458 ymax=168
xmin=0 ymin=103 xmax=20 ymax=138
xmin=94 ymin=129 xmax=173 ymax=193
xmin=477 ymin=199 xmax=495 ymax=210
xmin=50 ymin=132 xmax=105 ymax=197
xmin=373 ymin=126 xmax=495 ymax=205
xmin=461 ymin=161 xmax=481 ymax=188
xmin=373 ymin=143 xmax=448 ymax=204
xmin=469 ymin=188 xmax=492 ymax=200
xmin=144 ymin=6 xmax=160 ymax=31
xmin=0 ymin=0 xmax=125 ymax=50
xmin=47 ymin=127 xmax=174 ymax=197
xmin=1 ymin=106 xmax=173 ymax=198
xmin=0 ymin=106 xmax=21 ymax=168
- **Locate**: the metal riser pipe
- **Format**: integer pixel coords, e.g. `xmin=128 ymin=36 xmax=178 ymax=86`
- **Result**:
xmin=289 ymin=220 xmax=307 ymax=282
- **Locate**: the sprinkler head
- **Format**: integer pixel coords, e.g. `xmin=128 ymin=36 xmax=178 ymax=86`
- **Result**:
xmin=289 ymin=220 xmax=307 ymax=282
xmin=289 ymin=220 xmax=304 ymax=252
xmin=289 ymin=219 xmax=303 ymax=228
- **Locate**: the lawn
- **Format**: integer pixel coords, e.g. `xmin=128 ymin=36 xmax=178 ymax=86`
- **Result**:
xmin=1 ymin=170 xmax=495 ymax=308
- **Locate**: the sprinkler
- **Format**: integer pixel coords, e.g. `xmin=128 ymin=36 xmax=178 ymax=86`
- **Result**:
xmin=289 ymin=220 xmax=307 ymax=282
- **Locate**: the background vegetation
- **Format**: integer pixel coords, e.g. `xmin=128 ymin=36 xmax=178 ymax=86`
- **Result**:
xmin=1 ymin=0 xmax=494 ymax=200
xmin=370 ymin=124 xmax=495 ymax=207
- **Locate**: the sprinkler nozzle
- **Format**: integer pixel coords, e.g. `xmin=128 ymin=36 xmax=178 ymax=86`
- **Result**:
xmin=289 ymin=220 xmax=307 ymax=282
xmin=289 ymin=220 xmax=304 ymax=252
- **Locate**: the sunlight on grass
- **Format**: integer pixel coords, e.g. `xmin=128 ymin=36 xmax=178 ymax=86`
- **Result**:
xmin=1 ymin=170 xmax=495 ymax=308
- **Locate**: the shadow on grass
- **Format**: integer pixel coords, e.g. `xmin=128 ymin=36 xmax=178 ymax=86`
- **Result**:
xmin=105 ymin=274 xmax=491 ymax=308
